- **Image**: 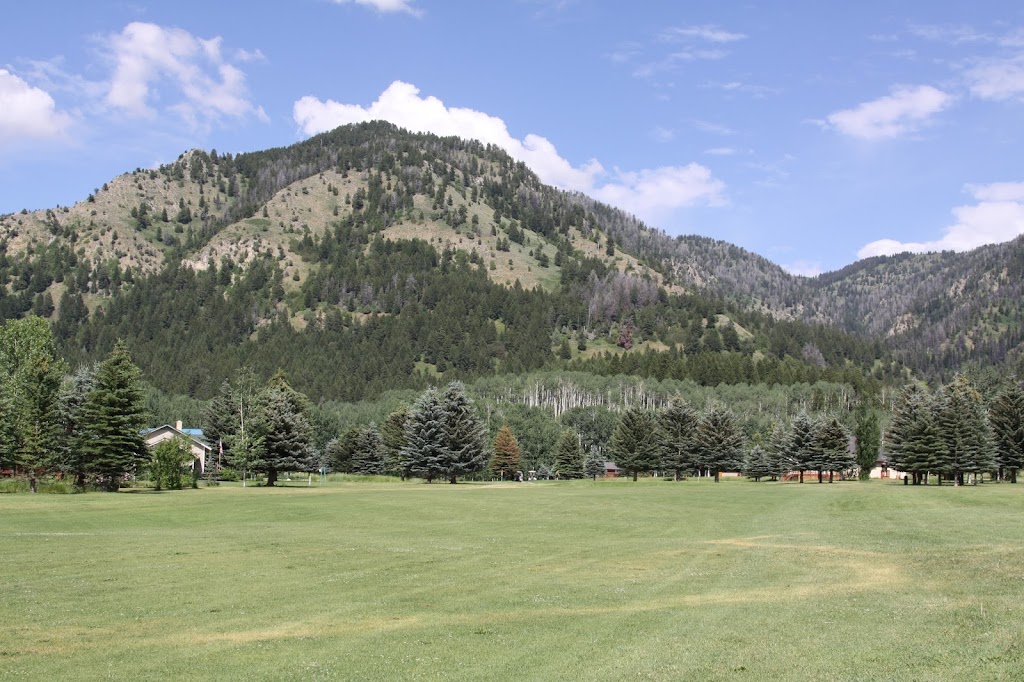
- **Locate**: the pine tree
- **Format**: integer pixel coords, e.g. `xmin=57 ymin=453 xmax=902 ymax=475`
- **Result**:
xmin=554 ymin=430 xmax=585 ymax=479
xmin=743 ymin=446 xmax=773 ymax=481
xmin=814 ymin=416 xmax=852 ymax=483
xmin=584 ymin=449 xmax=604 ymax=480
xmin=657 ymin=397 xmax=699 ymax=481
xmin=788 ymin=412 xmax=818 ymax=483
xmin=935 ymin=374 xmax=996 ymax=485
xmin=440 ymin=381 xmax=488 ymax=483
xmin=610 ymin=406 xmax=658 ymax=481
xmin=490 ymin=424 xmax=521 ymax=480
xmin=350 ymin=423 xmax=385 ymax=475
xmin=380 ymin=406 xmax=409 ymax=477
xmin=989 ymin=381 xmax=1024 ymax=483
xmin=78 ymin=340 xmax=149 ymax=490
xmin=886 ymin=384 xmax=940 ymax=484
xmin=764 ymin=423 xmax=790 ymax=481
xmin=401 ymin=388 xmax=447 ymax=482
xmin=55 ymin=365 xmax=96 ymax=486
xmin=255 ymin=373 xmax=314 ymax=486
xmin=693 ymin=403 xmax=745 ymax=482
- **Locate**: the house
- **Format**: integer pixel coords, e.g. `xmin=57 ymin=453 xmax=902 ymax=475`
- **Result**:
xmin=603 ymin=461 xmax=621 ymax=478
xmin=143 ymin=421 xmax=213 ymax=474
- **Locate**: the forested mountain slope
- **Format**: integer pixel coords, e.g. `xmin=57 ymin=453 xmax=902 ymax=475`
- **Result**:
xmin=1 ymin=122 xmax=1020 ymax=398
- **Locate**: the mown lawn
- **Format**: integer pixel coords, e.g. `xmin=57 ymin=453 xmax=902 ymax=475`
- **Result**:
xmin=2 ymin=478 xmax=1023 ymax=680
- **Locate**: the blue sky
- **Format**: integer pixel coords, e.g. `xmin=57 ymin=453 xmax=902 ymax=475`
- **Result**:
xmin=3 ymin=1 xmax=1024 ymax=274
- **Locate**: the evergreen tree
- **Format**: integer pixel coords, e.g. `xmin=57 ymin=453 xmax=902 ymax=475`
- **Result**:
xmin=55 ymin=365 xmax=96 ymax=486
xmin=401 ymin=388 xmax=447 ymax=482
xmin=788 ymin=412 xmax=818 ymax=483
xmin=380 ymin=406 xmax=409 ymax=477
xmin=78 ymin=340 xmax=149 ymax=490
xmin=610 ymin=406 xmax=659 ymax=481
xmin=989 ymin=381 xmax=1024 ymax=483
xmin=853 ymin=405 xmax=881 ymax=481
xmin=350 ymin=423 xmax=385 ymax=475
xmin=693 ymin=403 xmax=745 ymax=482
xmin=554 ymin=430 xmax=584 ymax=479
xmin=0 ymin=317 xmax=67 ymax=491
xmin=583 ymin=449 xmax=605 ymax=480
xmin=814 ymin=416 xmax=852 ymax=483
xmin=657 ymin=397 xmax=699 ymax=481
xmin=490 ymin=424 xmax=521 ymax=480
xmin=254 ymin=372 xmax=314 ymax=486
xmin=440 ymin=381 xmax=488 ymax=483
xmin=886 ymin=384 xmax=941 ymax=485
xmin=743 ymin=446 xmax=773 ymax=481
xmin=935 ymin=374 xmax=996 ymax=485
xmin=764 ymin=423 xmax=790 ymax=481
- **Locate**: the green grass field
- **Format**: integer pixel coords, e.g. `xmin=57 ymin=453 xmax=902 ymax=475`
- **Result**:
xmin=3 ymin=479 xmax=1023 ymax=680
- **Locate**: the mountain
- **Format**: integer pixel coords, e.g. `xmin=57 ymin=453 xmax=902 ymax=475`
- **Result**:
xmin=1 ymin=122 xmax=1019 ymax=403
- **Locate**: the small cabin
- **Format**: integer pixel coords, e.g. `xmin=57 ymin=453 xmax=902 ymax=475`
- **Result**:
xmin=603 ymin=462 xmax=621 ymax=478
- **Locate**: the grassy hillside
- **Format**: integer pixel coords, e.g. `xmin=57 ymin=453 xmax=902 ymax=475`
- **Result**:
xmin=4 ymin=479 xmax=1023 ymax=680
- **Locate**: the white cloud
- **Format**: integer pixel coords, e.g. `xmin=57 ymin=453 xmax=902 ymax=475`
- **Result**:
xmin=330 ymin=0 xmax=422 ymax=16
xmin=293 ymin=81 xmax=725 ymax=223
xmin=825 ymin=85 xmax=952 ymax=140
xmin=704 ymin=147 xmax=737 ymax=156
xmin=782 ymin=260 xmax=823 ymax=277
xmin=858 ymin=182 xmax=1024 ymax=258
xmin=659 ymin=25 xmax=747 ymax=44
xmin=966 ymin=54 xmax=1024 ymax=101
xmin=104 ymin=22 xmax=264 ymax=127
xmin=0 ymin=69 xmax=73 ymax=143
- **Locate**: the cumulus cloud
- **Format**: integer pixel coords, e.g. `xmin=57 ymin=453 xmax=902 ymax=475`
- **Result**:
xmin=824 ymin=85 xmax=952 ymax=140
xmin=104 ymin=22 xmax=265 ymax=127
xmin=293 ymin=81 xmax=725 ymax=222
xmin=0 ymin=69 xmax=73 ymax=143
xmin=858 ymin=182 xmax=1024 ymax=258
xmin=330 ymin=0 xmax=422 ymax=16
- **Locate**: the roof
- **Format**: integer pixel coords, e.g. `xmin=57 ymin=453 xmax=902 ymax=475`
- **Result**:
xmin=603 ymin=461 xmax=621 ymax=470
xmin=143 ymin=424 xmax=212 ymax=450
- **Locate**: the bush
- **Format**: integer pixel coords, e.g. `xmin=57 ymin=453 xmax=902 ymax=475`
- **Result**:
xmin=0 ymin=479 xmax=30 ymax=494
xmin=38 ymin=480 xmax=72 ymax=494
xmin=217 ymin=468 xmax=239 ymax=482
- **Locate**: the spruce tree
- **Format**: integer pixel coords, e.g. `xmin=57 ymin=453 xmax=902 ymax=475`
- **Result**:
xmin=815 ymin=416 xmax=852 ymax=483
xmin=350 ymin=424 xmax=385 ymax=475
xmin=554 ymin=430 xmax=585 ymax=479
xmin=657 ymin=397 xmax=699 ymax=480
xmin=989 ymin=381 xmax=1024 ymax=483
xmin=886 ymin=384 xmax=940 ymax=484
xmin=693 ymin=403 xmax=745 ymax=482
xmin=788 ymin=412 xmax=818 ymax=483
xmin=255 ymin=373 xmax=314 ymax=486
xmin=935 ymin=374 xmax=996 ymax=485
xmin=743 ymin=446 xmax=773 ymax=481
xmin=490 ymin=424 xmax=521 ymax=480
xmin=401 ymin=388 xmax=447 ymax=482
xmin=610 ymin=406 xmax=658 ymax=481
xmin=440 ymin=381 xmax=488 ymax=483
xmin=380 ymin=406 xmax=409 ymax=477
xmin=78 ymin=340 xmax=149 ymax=490
xmin=584 ymin=449 xmax=604 ymax=480
xmin=764 ymin=423 xmax=790 ymax=481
